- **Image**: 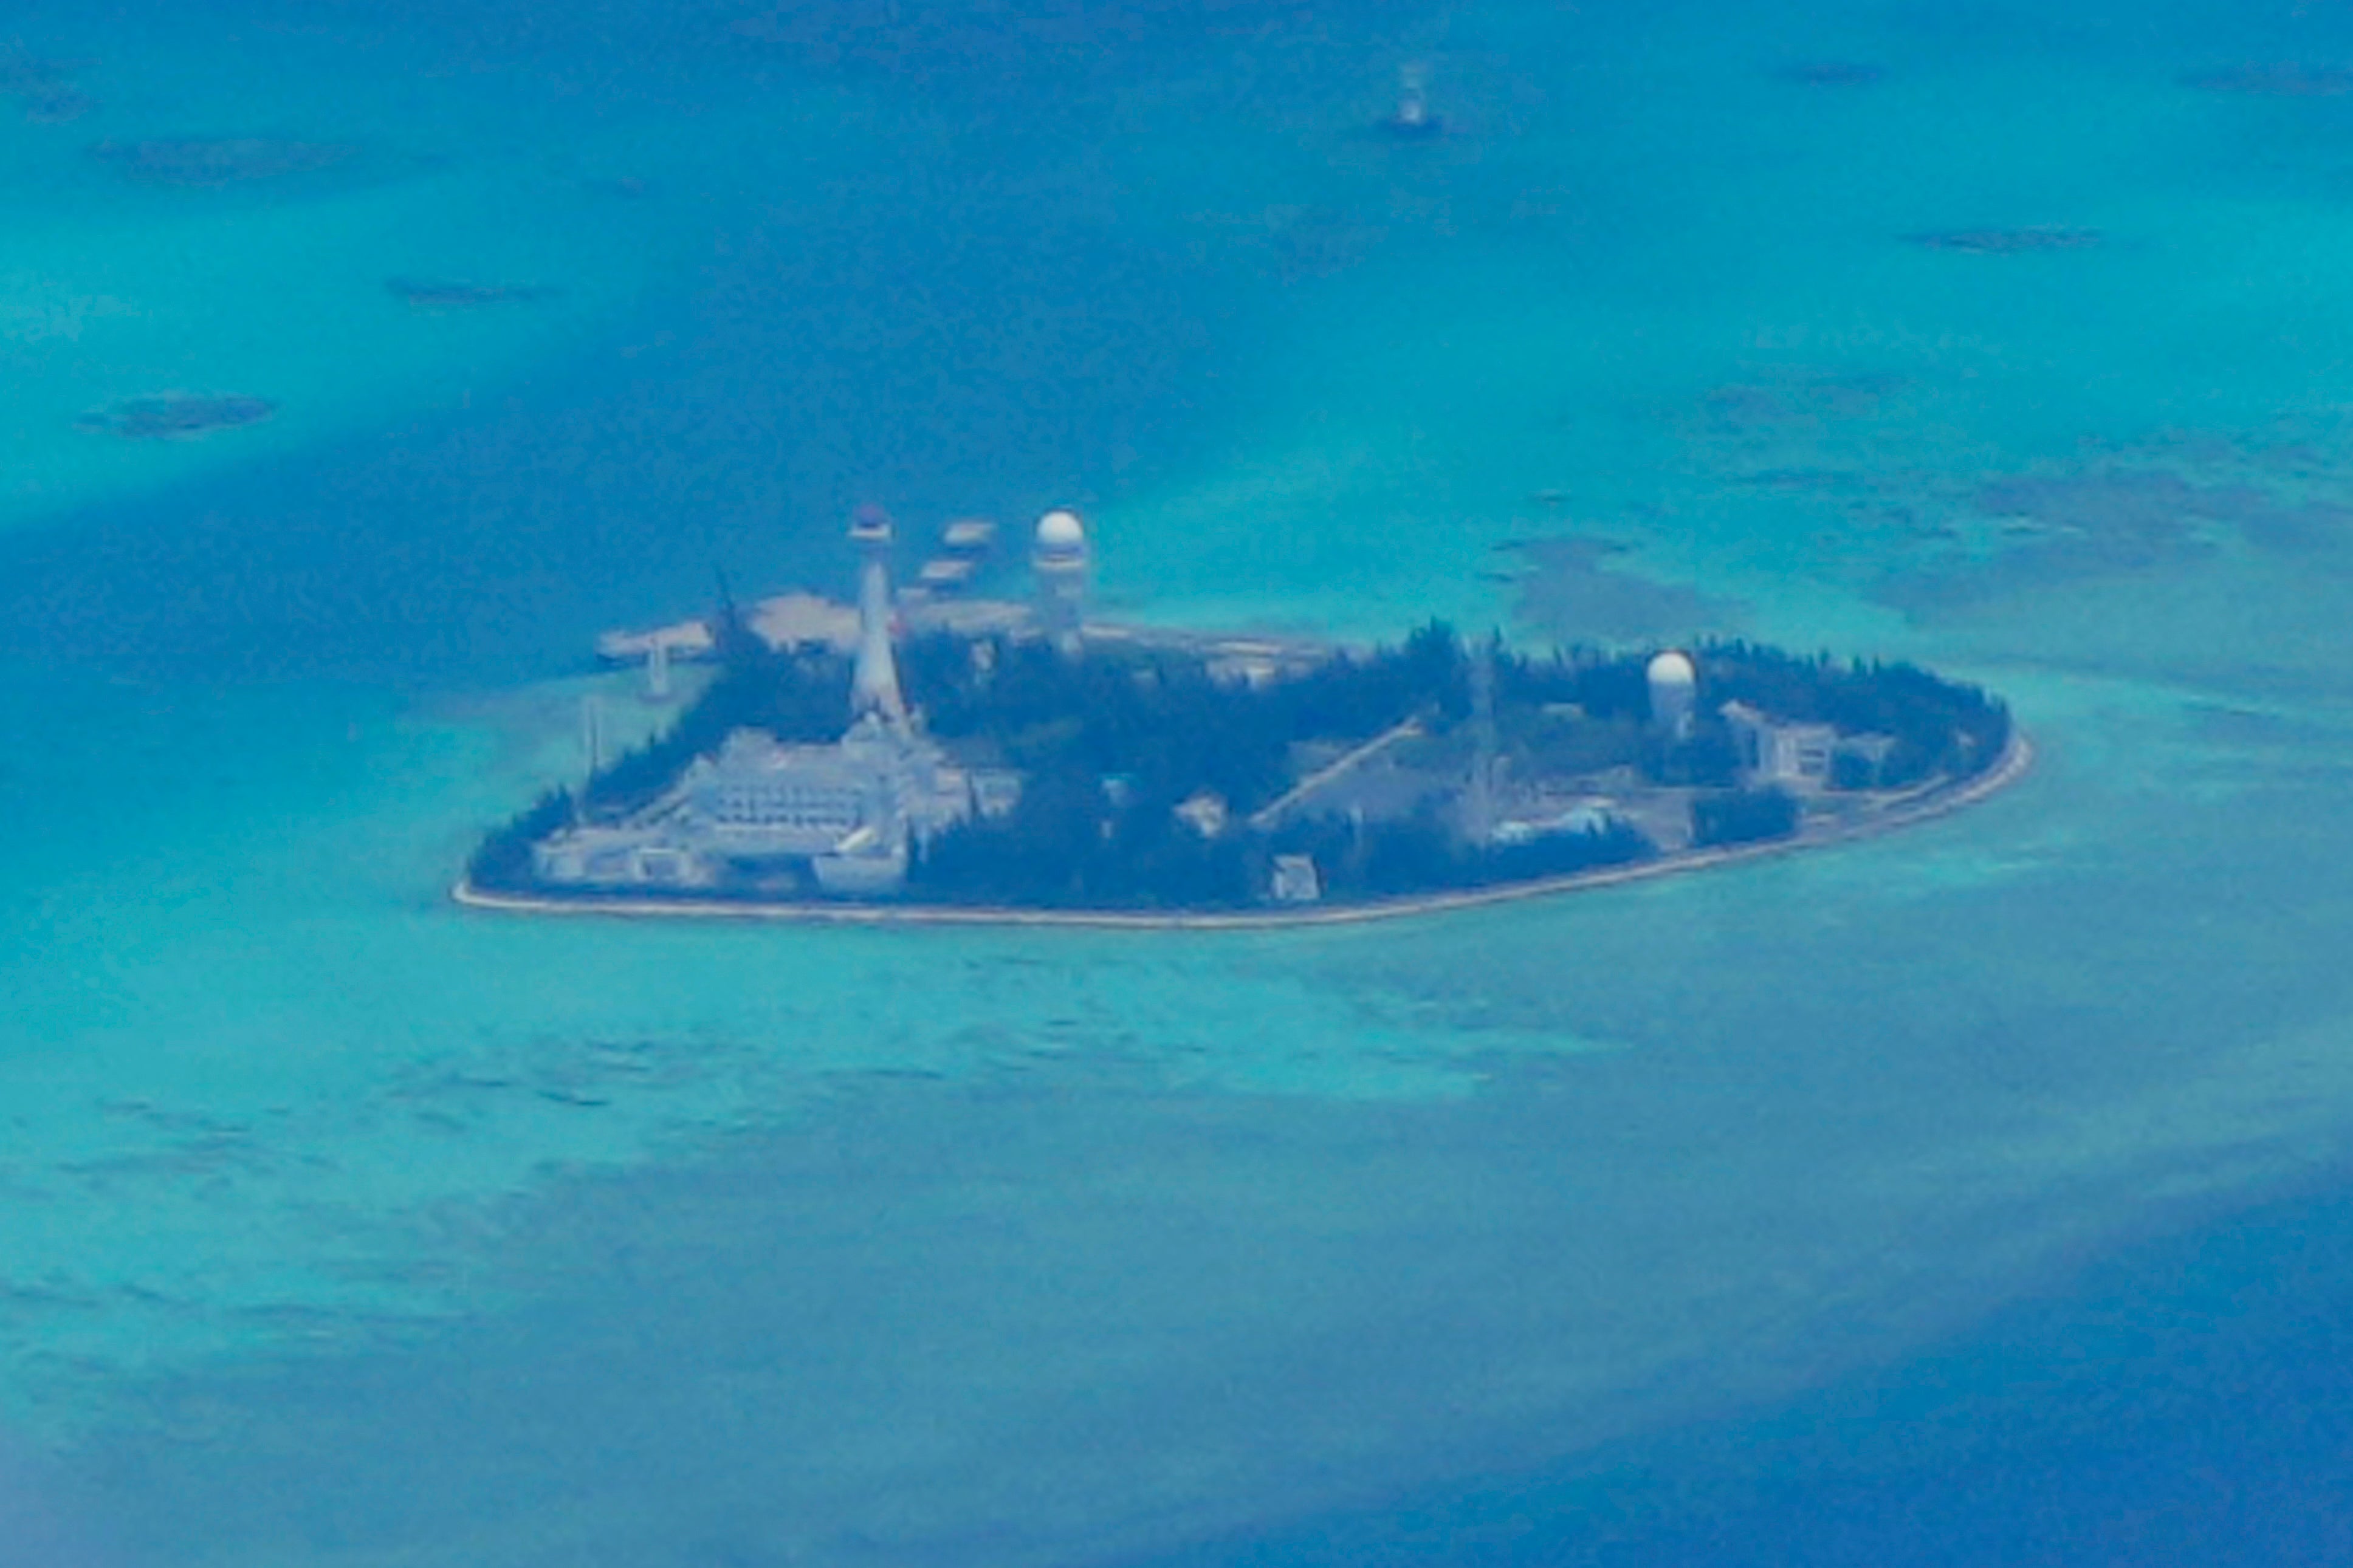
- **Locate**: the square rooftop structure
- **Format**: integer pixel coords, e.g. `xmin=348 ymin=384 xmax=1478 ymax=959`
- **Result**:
xmin=1720 ymin=701 xmax=1839 ymax=789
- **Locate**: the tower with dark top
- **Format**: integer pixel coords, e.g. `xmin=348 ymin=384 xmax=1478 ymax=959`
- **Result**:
xmin=848 ymin=504 xmax=906 ymax=723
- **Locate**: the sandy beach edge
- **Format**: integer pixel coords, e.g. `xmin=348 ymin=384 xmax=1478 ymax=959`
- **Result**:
xmin=450 ymin=730 xmax=2034 ymax=933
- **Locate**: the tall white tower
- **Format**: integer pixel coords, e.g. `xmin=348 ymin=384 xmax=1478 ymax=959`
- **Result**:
xmin=1646 ymin=650 xmax=1697 ymax=739
xmin=1032 ymin=507 xmax=1089 ymax=649
xmin=646 ymin=637 xmax=672 ymax=701
xmin=848 ymin=504 xmax=906 ymax=724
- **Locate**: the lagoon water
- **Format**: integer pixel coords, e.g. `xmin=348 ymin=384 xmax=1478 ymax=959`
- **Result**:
xmin=7 ymin=0 xmax=2353 ymax=1562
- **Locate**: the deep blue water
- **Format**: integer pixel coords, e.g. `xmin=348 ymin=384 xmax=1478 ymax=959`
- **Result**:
xmin=1138 ymin=1180 xmax=2353 ymax=1568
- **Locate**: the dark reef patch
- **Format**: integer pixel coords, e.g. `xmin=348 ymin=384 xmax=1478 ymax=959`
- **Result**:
xmin=1697 ymin=371 xmax=1907 ymax=434
xmin=1732 ymin=467 xmax=1874 ymax=494
xmin=89 ymin=137 xmax=360 ymax=187
xmin=2181 ymin=64 xmax=2353 ymax=98
xmin=0 ymin=52 xmax=91 ymax=93
xmin=2181 ymin=701 xmax=2341 ymax=754
xmin=387 ymin=279 xmax=562 ymax=309
xmin=1256 ymin=204 xmax=1390 ymax=281
xmin=21 ymin=86 xmax=97 ymax=123
xmin=1776 ymin=61 xmax=1885 ymax=87
xmin=1904 ymin=227 xmax=2103 ymax=255
xmin=1510 ymin=535 xmax=1745 ymax=642
xmin=76 ymin=394 xmax=274 ymax=440
xmin=1870 ymin=467 xmax=2353 ymax=618
xmin=1875 ymin=470 xmax=2209 ymax=615
xmin=0 ymin=51 xmax=97 ymax=123
xmin=2234 ymin=496 xmax=2353 ymax=553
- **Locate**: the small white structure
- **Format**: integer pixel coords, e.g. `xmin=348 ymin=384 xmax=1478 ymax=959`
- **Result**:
xmin=969 ymin=769 xmax=1025 ymax=820
xmin=1173 ymin=791 xmax=1229 ymax=837
xmin=1492 ymin=801 xmax=1616 ymax=846
xmin=534 ymin=827 xmax=718 ymax=889
xmin=597 ymin=619 xmax=716 ymax=665
xmin=1720 ymin=701 xmax=1839 ymax=787
xmin=1032 ymin=507 xmax=1090 ymax=648
xmin=918 ymin=557 xmax=977 ymax=590
xmin=1647 ymin=650 xmax=1697 ymax=738
xmin=942 ymin=517 xmax=997 ymax=552
xmin=1269 ymin=854 xmax=1324 ymax=905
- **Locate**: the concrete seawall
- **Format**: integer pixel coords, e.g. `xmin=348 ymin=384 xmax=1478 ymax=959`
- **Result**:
xmin=452 ymin=730 xmax=2034 ymax=933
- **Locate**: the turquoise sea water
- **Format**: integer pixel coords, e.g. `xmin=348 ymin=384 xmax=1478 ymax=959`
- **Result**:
xmin=9 ymin=0 xmax=2353 ymax=1562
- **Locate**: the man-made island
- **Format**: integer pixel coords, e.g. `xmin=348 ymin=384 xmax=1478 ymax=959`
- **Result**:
xmin=459 ymin=508 xmax=2021 ymax=927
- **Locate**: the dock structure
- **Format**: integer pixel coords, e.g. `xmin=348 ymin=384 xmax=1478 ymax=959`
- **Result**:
xmin=594 ymin=507 xmax=1335 ymax=679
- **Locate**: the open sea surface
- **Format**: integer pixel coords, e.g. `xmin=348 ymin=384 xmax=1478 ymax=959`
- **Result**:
xmin=7 ymin=0 xmax=2353 ymax=1562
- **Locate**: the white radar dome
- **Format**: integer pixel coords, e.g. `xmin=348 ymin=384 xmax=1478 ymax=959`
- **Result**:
xmin=1035 ymin=508 xmax=1087 ymax=552
xmin=1647 ymin=651 xmax=1696 ymax=686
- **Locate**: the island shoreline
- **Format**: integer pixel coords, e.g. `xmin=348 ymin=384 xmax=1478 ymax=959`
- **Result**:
xmin=450 ymin=730 xmax=2033 ymax=932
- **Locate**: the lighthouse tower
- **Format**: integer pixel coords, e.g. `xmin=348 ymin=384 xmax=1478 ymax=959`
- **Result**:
xmin=1031 ymin=507 xmax=1090 ymax=650
xmin=848 ymin=504 xmax=906 ymax=724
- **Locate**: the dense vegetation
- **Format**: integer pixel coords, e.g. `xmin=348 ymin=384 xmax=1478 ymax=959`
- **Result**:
xmin=470 ymin=620 xmax=2010 ymax=909
xmin=1691 ymin=786 xmax=1801 ymax=847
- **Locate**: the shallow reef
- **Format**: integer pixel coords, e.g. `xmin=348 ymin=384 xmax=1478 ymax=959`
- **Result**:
xmin=19 ymin=86 xmax=97 ymax=123
xmin=1698 ymin=370 xmax=1908 ymax=433
xmin=1872 ymin=464 xmax=2353 ymax=617
xmin=386 ymin=279 xmax=562 ymax=309
xmin=0 ymin=52 xmax=97 ymax=123
xmin=1903 ymin=227 xmax=2103 ymax=255
xmin=89 ymin=137 xmax=359 ymax=187
xmin=1508 ymin=534 xmax=1746 ymax=642
xmin=76 ymin=394 xmax=275 ymax=440
xmin=2180 ymin=64 xmax=2353 ymax=98
xmin=0 ymin=52 xmax=90 ymax=92
xmin=1259 ymin=204 xmax=1390 ymax=280
xmin=1776 ymin=61 xmax=1885 ymax=87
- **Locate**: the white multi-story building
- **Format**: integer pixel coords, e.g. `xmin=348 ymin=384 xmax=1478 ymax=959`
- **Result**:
xmin=682 ymin=728 xmax=894 ymax=854
xmin=1720 ymin=701 xmax=1840 ymax=787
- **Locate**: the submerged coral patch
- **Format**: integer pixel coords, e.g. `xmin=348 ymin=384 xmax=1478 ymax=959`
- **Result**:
xmin=0 ymin=51 xmax=97 ymax=123
xmin=76 ymin=394 xmax=274 ymax=440
xmin=0 ymin=52 xmax=90 ymax=93
xmin=1510 ymin=535 xmax=1745 ymax=643
xmin=1866 ymin=467 xmax=2353 ymax=617
xmin=20 ymin=86 xmax=95 ymax=123
xmin=386 ymin=279 xmax=562 ymax=309
xmin=2180 ymin=64 xmax=2353 ymax=98
xmin=1903 ymin=227 xmax=2103 ymax=255
xmin=89 ymin=137 xmax=359 ymax=187
xmin=1697 ymin=371 xmax=1908 ymax=434
xmin=1776 ymin=61 xmax=1885 ymax=87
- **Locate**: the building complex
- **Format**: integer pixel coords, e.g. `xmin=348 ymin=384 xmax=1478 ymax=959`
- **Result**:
xmin=481 ymin=505 xmax=2007 ymax=916
xmin=532 ymin=505 xmax=1088 ymax=896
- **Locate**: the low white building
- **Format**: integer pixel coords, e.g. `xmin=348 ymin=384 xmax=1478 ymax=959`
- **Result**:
xmin=1269 ymin=854 xmax=1324 ymax=905
xmin=532 ymin=827 xmax=718 ymax=890
xmin=1721 ymin=701 xmax=1839 ymax=787
xmin=1491 ymin=801 xmax=1616 ymax=845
